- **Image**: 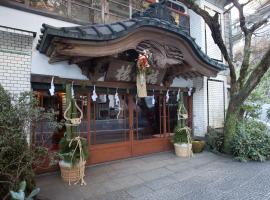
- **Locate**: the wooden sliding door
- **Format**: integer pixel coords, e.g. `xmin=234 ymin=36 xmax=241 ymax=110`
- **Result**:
xmin=88 ymin=92 xmax=132 ymax=164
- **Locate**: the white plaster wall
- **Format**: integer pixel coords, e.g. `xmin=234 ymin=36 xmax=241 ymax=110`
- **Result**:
xmin=171 ymin=77 xmax=193 ymax=88
xmin=210 ymin=74 xmax=229 ymax=112
xmin=192 ymin=74 xmax=228 ymax=136
xmin=0 ymin=6 xmax=88 ymax=80
xmin=192 ymin=76 xmax=208 ymax=136
xmin=188 ymin=0 xmax=206 ymax=52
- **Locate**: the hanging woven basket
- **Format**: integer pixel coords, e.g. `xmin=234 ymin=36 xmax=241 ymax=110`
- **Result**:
xmin=59 ymin=160 xmax=86 ymax=183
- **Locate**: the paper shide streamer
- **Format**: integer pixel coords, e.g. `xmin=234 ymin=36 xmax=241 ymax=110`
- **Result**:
xmin=166 ymin=90 xmax=169 ymax=103
xmin=71 ymin=81 xmax=75 ymax=99
xmin=115 ymin=89 xmax=121 ymax=119
xmin=91 ymin=85 xmax=98 ymax=102
xmin=49 ymin=76 xmax=55 ymax=96
xmin=188 ymin=87 xmax=192 ymax=96
xmin=152 ymin=90 xmax=155 ymax=105
xmin=176 ymin=88 xmax=181 ymax=102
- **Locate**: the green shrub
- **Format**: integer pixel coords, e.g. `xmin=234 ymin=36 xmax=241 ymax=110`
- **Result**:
xmin=59 ymin=134 xmax=89 ymax=166
xmin=267 ymin=108 xmax=270 ymax=121
xmin=205 ymin=127 xmax=224 ymax=152
xmin=172 ymin=125 xmax=188 ymax=144
xmin=231 ymin=119 xmax=270 ymax=162
xmin=0 ymin=85 xmax=58 ymax=199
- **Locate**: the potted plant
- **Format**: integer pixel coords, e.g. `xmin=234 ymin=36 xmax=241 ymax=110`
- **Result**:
xmin=172 ymin=92 xmax=192 ymax=158
xmin=173 ymin=126 xmax=193 ymax=157
xmin=192 ymin=139 xmax=205 ymax=153
xmin=58 ymin=134 xmax=88 ymax=185
xmin=58 ymin=84 xmax=88 ymax=186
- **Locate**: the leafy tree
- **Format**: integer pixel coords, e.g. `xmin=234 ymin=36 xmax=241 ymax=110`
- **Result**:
xmin=181 ymin=0 xmax=270 ymax=153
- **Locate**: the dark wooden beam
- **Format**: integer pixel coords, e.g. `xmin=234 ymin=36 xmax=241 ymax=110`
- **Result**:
xmin=69 ymin=56 xmax=92 ymax=64
xmin=31 ymin=74 xmax=193 ymax=92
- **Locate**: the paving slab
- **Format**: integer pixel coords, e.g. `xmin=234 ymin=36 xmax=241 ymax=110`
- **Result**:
xmin=36 ymin=151 xmax=270 ymax=200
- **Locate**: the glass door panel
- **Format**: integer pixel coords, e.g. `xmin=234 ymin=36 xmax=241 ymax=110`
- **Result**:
xmin=133 ymin=95 xmax=165 ymax=140
xmin=90 ymin=93 xmax=129 ymax=145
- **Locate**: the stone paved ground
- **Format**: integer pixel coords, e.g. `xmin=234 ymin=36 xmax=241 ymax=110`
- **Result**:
xmin=36 ymin=151 xmax=270 ymax=200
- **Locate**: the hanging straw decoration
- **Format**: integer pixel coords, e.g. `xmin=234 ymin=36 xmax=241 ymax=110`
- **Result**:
xmin=63 ymin=102 xmax=83 ymax=126
xmin=49 ymin=76 xmax=55 ymax=96
xmin=63 ymin=82 xmax=83 ymax=126
xmin=68 ymin=136 xmax=87 ymax=186
xmin=152 ymin=89 xmax=155 ymax=105
xmin=166 ymin=90 xmax=169 ymax=103
xmin=91 ymin=85 xmax=98 ymax=102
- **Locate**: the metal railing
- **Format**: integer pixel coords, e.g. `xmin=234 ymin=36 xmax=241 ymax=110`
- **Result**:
xmin=1 ymin=0 xmax=190 ymax=33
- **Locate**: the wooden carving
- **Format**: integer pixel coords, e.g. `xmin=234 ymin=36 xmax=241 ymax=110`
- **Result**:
xmin=136 ymin=40 xmax=184 ymax=69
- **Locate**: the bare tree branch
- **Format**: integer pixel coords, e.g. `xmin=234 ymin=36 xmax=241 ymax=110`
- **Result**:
xmin=238 ymin=33 xmax=252 ymax=88
xmin=239 ymin=45 xmax=270 ymax=102
xmin=249 ymin=16 xmax=269 ymax=33
xmin=242 ymin=0 xmax=253 ymax=7
xmin=232 ymin=0 xmax=249 ymax=35
xmin=181 ymin=0 xmax=237 ymax=85
xmin=224 ymin=4 xmax=234 ymax=14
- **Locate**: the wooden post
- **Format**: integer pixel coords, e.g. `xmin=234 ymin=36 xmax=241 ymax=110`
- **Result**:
xmin=128 ymin=95 xmax=134 ymax=155
xmin=25 ymin=0 xmax=30 ymax=7
xmin=101 ymin=0 xmax=108 ymax=24
xmin=67 ymin=0 xmax=71 ymax=17
xmin=87 ymin=93 xmax=91 ymax=145
xmin=163 ymin=96 xmax=167 ymax=137
xmin=101 ymin=0 xmax=105 ymax=24
xmin=188 ymin=95 xmax=193 ymax=129
xmin=129 ymin=0 xmax=132 ymax=19
xmin=159 ymin=95 xmax=162 ymax=137
xmin=94 ymin=101 xmax=96 ymax=144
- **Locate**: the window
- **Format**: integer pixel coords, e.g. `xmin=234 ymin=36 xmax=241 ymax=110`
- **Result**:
xmin=90 ymin=93 xmax=129 ymax=145
xmin=134 ymin=96 xmax=163 ymax=140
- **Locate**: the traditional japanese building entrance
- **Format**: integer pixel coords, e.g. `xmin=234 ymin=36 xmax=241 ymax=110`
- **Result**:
xmin=32 ymin=77 xmax=192 ymax=165
xmin=34 ymin=1 xmax=225 ymax=167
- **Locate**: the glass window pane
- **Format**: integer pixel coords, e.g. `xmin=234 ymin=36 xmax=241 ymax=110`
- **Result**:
xmin=30 ymin=0 xmax=68 ymax=17
xmin=91 ymin=93 xmax=129 ymax=145
xmin=71 ymin=2 xmax=102 ymax=23
xmin=134 ymin=96 xmax=163 ymax=140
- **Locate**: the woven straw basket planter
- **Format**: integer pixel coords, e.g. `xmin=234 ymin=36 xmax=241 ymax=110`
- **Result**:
xmin=174 ymin=143 xmax=192 ymax=158
xmin=59 ymin=160 xmax=86 ymax=183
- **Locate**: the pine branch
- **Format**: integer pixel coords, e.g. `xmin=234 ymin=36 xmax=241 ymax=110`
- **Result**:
xmin=249 ymin=15 xmax=270 ymax=33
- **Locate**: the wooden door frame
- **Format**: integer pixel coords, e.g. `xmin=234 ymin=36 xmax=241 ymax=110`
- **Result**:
xmin=87 ymin=93 xmax=174 ymax=164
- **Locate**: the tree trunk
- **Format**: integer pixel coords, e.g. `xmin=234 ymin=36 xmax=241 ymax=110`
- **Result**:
xmin=223 ymin=95 xmax=244 ymax=153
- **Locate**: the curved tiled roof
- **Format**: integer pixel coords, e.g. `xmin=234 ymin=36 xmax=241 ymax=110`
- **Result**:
xmin=37 ymin=1 xmax=227 ymax=71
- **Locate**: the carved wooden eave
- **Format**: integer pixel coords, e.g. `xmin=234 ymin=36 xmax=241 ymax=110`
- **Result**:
xmin=37 ymin=0 xmax=226 ymax=86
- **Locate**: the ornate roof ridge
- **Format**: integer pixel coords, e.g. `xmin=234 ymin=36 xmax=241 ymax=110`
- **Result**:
xmin=132 ymin=0 xmax=177 ymax=25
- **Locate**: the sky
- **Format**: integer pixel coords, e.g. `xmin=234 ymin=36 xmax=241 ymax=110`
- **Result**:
xmin=229 ymin=0 xmax=268 ymax=20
